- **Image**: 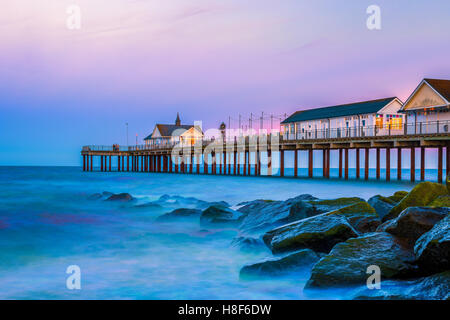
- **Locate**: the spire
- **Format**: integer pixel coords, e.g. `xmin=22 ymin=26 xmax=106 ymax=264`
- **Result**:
xmin=175 ymin=113 xmax=181 ymax=126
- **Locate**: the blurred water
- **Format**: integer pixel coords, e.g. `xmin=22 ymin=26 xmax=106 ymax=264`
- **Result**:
xmin=0 ymin=166 xmax=424 ymax=299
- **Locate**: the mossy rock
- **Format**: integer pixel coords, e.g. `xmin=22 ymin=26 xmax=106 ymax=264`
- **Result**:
xmin=326 ymin=202 xmax=379 ymax=233
xmin=308 ymin=197 xmax=364 ymax=207
xmin=383 ymin=182 xmax=448 ymax=222
xmin=429 ymin=195 xmax=450 ymax=207
xmin=263 ymin=214 xmax=359 ymax=254
xmin=388 ymin=191 xmax=409 ymax=203
xmin=447 ymin=173 xmax=450 ymax=193
xmin=305 ymin=232 xmax=417 ymax=288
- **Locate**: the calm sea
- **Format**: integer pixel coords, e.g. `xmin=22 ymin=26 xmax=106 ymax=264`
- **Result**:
xmin=0 ymin=166 xmax=437 ymax=299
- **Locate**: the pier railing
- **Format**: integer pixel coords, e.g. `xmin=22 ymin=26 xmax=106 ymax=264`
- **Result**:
xmin=82 ymin=120 xmax=450 ymax=152
xmin=282 ymin=120 xmax=450 ymax=141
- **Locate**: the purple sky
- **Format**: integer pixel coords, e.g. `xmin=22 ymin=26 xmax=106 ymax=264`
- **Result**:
xmin=1 ymin=0 xmax=450 ymax=165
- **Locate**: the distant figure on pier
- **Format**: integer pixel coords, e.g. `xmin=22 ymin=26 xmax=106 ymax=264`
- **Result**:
xmin=144 ymin=113 xmax=203 ymax=147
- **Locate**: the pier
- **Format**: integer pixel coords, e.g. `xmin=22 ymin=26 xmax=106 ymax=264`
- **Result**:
xmin=82 ymin=120 xmax=450 ymax=183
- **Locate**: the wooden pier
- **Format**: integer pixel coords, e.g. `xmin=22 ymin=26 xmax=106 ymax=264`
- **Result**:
xmin=82 ymin=122 xmax=450 ymax=183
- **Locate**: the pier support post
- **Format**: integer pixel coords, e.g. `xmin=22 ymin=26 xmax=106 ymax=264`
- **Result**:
xmin=386 ymin=148 xmax=391 ymax=181
xmin=90 ymin=155 xmax=93 ymax=171
xmin=438 ymin=146 xmax=443 ymax=183
xmin=100 ymin=156 xmax=103 ymax=171
xmin=190 ymin=153 xmax=194 ymax=174
xmin=344 ymin=149 xmax=349 ymax=180
xmin=364 ymin=148 xmax=369 ymax=180
xmin=376 ymin=148 xmax=380 ymax=180
xmin=248 ymin=152 xmax=251 ymax=176
xmin=339 ymin=149 xmax=343 ymax=178
xmin=234 ymin=151 xmax=237 ymax=175
xmin=196 ymin=154 xmax=200 ymax=174
xmin=410 ymin=148 xmax=415 ymax=182
xmin=83 ymin=155 xmax=86 ymax=171
xmin=294 ymin=150 xmax=298 ymax=177
xmin=397 ymin=148 xmax=402 ymax=180
xmin=268 ymin=150 xmax=272 ymax=176
xmin=356 ymin=149 xmax=360 ymax=179
xmin=243 ymin=151 xmax=247 ymax=176
xmin=223 ymin=152 xmax=227 ymax=175
xmin=257 ymin=151 xmax=261 ymax=176
xmin=280 ymin=150 xmax=284 ymax=177
xmin=127 ymin=156 xmax=130 ymax=172
xmin=420 ymin=147 xmax=425 ymax=181
xmin=204 ymin=154 xmax=208 ymax=174
xmin=212 ymin=152 xmax=216 ymax=175
xmin=308 ymin=149 xmax=313 ymax=178
xmin=326 ymin=149 xmax=330 ymax=178
xmin=169 ymin=156 xmax=173 ymax=173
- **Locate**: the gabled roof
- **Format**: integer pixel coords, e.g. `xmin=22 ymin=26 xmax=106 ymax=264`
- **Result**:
xmin=281 ymin=97 xmax=398 ymax=124
xmin=144 ymin=124 xmax=201 ymax=140
xmin=400 ymin=78 xmax=450 ymax=112
xmin=423 ymin=79 xmax=450 ymax=102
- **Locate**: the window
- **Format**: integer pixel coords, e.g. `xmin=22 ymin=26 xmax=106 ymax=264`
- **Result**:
xmin=375 ymin=115 xmax=383 ymax=129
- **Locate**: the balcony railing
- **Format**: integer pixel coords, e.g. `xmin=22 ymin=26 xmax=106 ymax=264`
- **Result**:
xmin=282 ymin=120 xmax=450 ymax=141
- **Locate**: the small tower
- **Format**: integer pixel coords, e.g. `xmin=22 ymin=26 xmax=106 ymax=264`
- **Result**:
xmin=175 ymin=113 xmax=181 ymax=126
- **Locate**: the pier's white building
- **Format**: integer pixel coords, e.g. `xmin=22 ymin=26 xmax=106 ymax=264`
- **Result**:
xmin=144 ymin=113 xmax=203 ymax=147
xmin=399 ymin=78 xmax=450 ymax=134
xmin=281 ymin=97 xmax=404 ymax=140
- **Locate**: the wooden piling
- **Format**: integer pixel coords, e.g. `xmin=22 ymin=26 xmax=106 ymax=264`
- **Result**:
xmin=356 ymin=148 xmax=360 ymax=179
xmin=397 ymin=147 xmax=402 ymax=180
xmin=376 ymin=148 xmax=380 ymax=180
xmin=364 ymin=148 xmax=369 ymax=180
xmin=420 ymin=147 xmax=425 ymax=181
xmin=438 ymin=146 xmax=443 ymax=183
xmin=308 ymin=149 xmax=313 ymax=178
xmin=411 ymin=147 xmax=415 ymax=182
xmin=280 ymin=150 xmax=284 ymax=177
xmin=344 ymin=148 xmax=349 ymax=180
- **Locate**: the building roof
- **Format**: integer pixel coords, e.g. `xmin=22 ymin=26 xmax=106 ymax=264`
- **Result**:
xmin=281 ymin=97 xmax=398 ymax=124
xmin=424 ymin=78 xmax=450 ymax=102
xmin=144 ymin=124 xmax=200 ymax=140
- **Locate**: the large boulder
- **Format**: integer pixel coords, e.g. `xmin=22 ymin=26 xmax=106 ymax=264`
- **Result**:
xmin=378 ymin=207 xmax=449 ymax=243
xmin=429 ymin=195 xmax=450 ymax=207
xmin=240 ymin=249 xmax=320 ymax=277
xmin=238 ymin=195 xmax=362 ymax=234
xmin=153 ymin=194 xmax=230 ymax=209
xmin=156 ymin=208 xmax=202 ymax=221
xmin=262 ymin=214 xmax=358 ymax=254
xmin=368 ymin=191 xmax=407 ymax=220
xmin=414 ymin=215 xmax=450 ymax=274
xmin=383 ymin=182 xmax=448 ymax=222
xmin=306 ymin=232 xmax=417 ymax=288
xmin=237 ymin=194 xmax=317 ymax=233
xmin=105 ymin=193 xmax=135 ymax=202
xmin=200 ymin=205 xmax=243 ymax=227
xmin=325 ymin=201 xmax=380 ymax=233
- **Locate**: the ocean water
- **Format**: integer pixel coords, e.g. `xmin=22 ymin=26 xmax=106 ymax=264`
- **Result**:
xmin=0 ymin=166 xmax=432 ymax=299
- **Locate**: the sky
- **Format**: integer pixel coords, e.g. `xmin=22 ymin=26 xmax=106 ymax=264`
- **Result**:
xmin=1 ymin=0 xmax=450 ymax=166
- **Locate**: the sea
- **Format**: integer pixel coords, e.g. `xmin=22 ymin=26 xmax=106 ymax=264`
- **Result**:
xmin=0 ymin=166 xmax=442 ymax=299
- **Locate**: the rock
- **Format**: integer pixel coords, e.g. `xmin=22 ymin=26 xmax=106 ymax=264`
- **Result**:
xmin=238 ymin=195 xmax=360 ymax=234
xmin=155 ymin=195 xmax=230 ymax=209
xmin=200 ymin=205 xmax=243 ymax=227
xmin=353 ymin=271 xmax=450 ymax=300
xmin=133 ymin=202 xmax=164 ymax=209
xmin=105 ymin=193 xmax=135 ymax=202
xmin=156 ymin=208 xmax=202 ymax=221
xmin=414 ymin=215 xmax=450 ymax=274
xmin=240 ymin=249 xmax=320 ymax=277
xmin=429 ymin=195 xmax=450 ymax=207
xmin=383 ymin=182 xmax=448 ymax=222
xmin=262 ymin=213 xmax=359 ymax=254
xmin=368 ymin=196 xmax=396 ymax=219
xmin=379 ymin=207 xmax=449 ymax=243
xmin=306 ymin=232 xmax=417 ymax=288
xmin=368 ymin=192 xmax=408 ymax=220
xmin=325 ymin=201 xmax=380 ymax=233
xmin=231 ymin=236 xmax=267 ymax=252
